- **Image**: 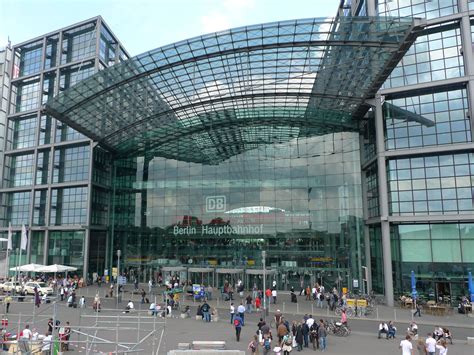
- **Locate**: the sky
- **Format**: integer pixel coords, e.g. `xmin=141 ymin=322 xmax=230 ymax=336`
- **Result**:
xmin=0 ymin=0 xmax=340 ymax=56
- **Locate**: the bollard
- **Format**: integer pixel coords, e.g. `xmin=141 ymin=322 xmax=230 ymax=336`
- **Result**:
xmin=311 ymin=303 xmax=314 ymax=315
xmin=376 ymin=307 xmax=379 ymax=320
xmin=297 ymin=302 xmax=299 ymax=314
xmin=283 ymin=302 xmax=286 ymax=313
xmin=394 ymin=308 xmax=397 ymax=321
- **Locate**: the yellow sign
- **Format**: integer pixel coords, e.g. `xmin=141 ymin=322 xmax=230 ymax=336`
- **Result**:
xmin=112 ymin=267 xmax=118 ymax=277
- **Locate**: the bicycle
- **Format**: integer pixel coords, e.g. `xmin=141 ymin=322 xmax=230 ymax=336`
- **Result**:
xmin=326 ymin=320 xmax=350 ymax=337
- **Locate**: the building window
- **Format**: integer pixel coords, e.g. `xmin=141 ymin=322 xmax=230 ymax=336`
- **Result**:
xmin=33 ymin=190 xmax=47 ymax=226
xmin=385 ymin=88 xmax=471 ymax=150
xmin=36 ymin=150 xmax=50 ymax=185
xmin=15 ymin=41 xmax=43 ymax=77
xmin=378 ymin=0 xmax=458 ymax=19
xmin=50 ymin=187 xmax=87 ymax=225
xmin=61 ymin=23 xmax=96 ymax=64
xmin=39 ymin=114 xmax=53 ymax=145
xmin=388 ymin=153 xmax=474 ymax=216
xmin=11 ymin=114 xmax=37 ymax=149
xmin=7 ymin=153 xmax=34 ymax=187
xmin=384 ymin=24 xmax=463 ymax=89
xmin=44 ymin=35 xmax=59 ymax=70
xmin=48 ymin=230 xmax=84 ymax=270
xmin=53 ymin=145 xmax=90 ymax=183
xmin=14 ymin=77 xmax=41 ymax=113
xmin=6 ymin=191 xmax=31 ymax=226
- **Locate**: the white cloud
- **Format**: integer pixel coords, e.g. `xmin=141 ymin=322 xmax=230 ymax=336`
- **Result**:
xmin=200 ymin=11 xmax=232 ymax=33
xmin=223 ymin=0 xmax=255 ymax=12
xmin=199 ymin=0 xmax=256 ymax=34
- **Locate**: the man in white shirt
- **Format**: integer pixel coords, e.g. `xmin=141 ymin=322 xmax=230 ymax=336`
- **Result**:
xmin=42 ymin=332 xmax=53 ymax=353
xmin=306 ymin=315 xmax=315 ymax=328
xmin=237 ymin=303 xmax=246 ymax=326
xmin=271 ymin=289 xmax=277 ymax=304
xmin=378 ymin=322 xmax=389 ymax=339
xmin=123 ymin=300 xmax=134 ymax=313
xmin=399 ymin=335 xmax=413 ymax=355
xmin=425 ymin=333 xmax=437 ymax=355
xmin=20 ymin=324 xmax=32 ymax=352
xmin=230 ymin=303 xmax=235 ymax=324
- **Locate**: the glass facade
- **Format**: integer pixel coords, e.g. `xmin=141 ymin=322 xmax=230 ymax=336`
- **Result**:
xmin=393 ymin=223 xmax=474 ymax=301
xmin=365 ymin=0 xmax=474 ymax=304
xmin=0 ymin=18 xmax=128 ymax=276
xmin=388 ymin=153 xmax=474 ymax=216
xmin=112 ymin=133 xmax=364 ymax=288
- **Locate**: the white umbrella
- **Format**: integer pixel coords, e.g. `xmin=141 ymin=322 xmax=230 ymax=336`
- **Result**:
xmin=9 ymin=263 xmax=45 ymax=272
xmin=36 ymin=264 xmax=77 ymax=273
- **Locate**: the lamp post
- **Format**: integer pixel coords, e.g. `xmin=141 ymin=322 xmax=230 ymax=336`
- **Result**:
xmin=116 ymin=250 xmax=121 ymax=306
xmin=262 ymin=250 xmax=267 ymax=319
xmin=361 ymin=266 xmax=367 ymax=295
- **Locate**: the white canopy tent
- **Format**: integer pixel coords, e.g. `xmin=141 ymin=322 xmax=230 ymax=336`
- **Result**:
xmin=36 ymin=264 xmax=77 ymax=273
xmin=9 ymin=263 xmax=45 ymax=272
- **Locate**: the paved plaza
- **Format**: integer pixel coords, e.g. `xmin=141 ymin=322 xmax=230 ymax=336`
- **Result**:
xmin=1 ymin=285 xmax=473 ymax=354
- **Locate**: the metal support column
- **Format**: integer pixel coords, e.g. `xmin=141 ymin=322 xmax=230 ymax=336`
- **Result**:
xmin=459 ymin=6 xmax=474 ymax=137
xmin=366 ymin=0 xmax=376 ymax=16
xmin=374 ymin=93 xmax=394 ymax=307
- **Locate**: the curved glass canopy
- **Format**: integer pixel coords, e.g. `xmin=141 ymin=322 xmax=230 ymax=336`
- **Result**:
xmin=45 ymin=17 xmax=421 ymax=164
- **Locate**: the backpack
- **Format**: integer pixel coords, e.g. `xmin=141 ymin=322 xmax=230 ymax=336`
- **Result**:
xmin=234 ymin=318 xmax=241 ymax=327
xmin=264 ymin=338 xmax=271 ymax=350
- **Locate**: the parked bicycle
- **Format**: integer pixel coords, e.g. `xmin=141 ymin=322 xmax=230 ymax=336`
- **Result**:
xmin=326 ymin=320 xmax=351 ymax=337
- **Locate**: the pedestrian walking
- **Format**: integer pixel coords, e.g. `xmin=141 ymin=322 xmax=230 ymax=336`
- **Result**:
xmin=201 ymin=301 xmax=211 ymax=322
xmin=302 ymin=318 xmax=309 ymax=348
xmin=233 ymin=313 xmax=243 ymax=341
xmin=272 ymin=289 xmax=277 ymax=304
xmin=246 ymin=294 xmax=253 ymax=314
xmin=262 ymin=333 xmax=272 ymax=355
xmin=425 ymin=333 xmax=436 ymax=354
xmin=413 ymin=302 xmax=422 ymax=317
xmin=435 ymin=339 xmax=448 ymax=355
xmin=20 ymin=324 xmax=32 ymax=353
xmin=295 ymin=321 xmax=304 ymax=351
xmin=247 ymin=334 xmax=259 ymax=354
xmin=237 ymin=303 xmax=246 ymax=326
xmin=79 ymin=296 xmax=86 ymax=309
xmin=280 ymin=332 xmax=293 ymax=355
xmin=400 ymin=334 xmax=413 ymax=355
xmin=41 ymin=332 xmax=52 ymax=355
xmin=265 ymin=288 xmax=272 ymax=306
xmin=309 ymin=322 xmax=319 ymax=350
xmin=3 ymin=294 xmax=12 ymax=313
xmin=230 ymin=302 xmax=235 ymax=324
xmin=416 ymin=338 xmax=427 ymax=355
xmin=318 ymin=319 xmax=327 ymax=351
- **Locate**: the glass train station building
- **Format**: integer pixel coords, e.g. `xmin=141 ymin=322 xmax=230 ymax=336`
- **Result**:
xmin=1 ymin=0 xmax=474 ymax=306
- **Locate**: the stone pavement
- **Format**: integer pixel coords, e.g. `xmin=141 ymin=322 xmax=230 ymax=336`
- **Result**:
xmin=1 ymin=285 xmax=472 ymax=354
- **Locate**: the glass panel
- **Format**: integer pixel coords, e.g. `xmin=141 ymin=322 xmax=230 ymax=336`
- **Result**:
xmin=50 ymin=187 xmax=88 ymax=225
xmin=48 ymin=230 xmax=84 ymax=271
xmin=432 ymin=240 xmax=461 ymax=262
xmin=401 ymin=240 xmax=431 ymax=262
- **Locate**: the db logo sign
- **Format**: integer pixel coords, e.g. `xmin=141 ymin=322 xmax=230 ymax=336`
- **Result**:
xmin=206 ymin=196 xmax=226 ymax=212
